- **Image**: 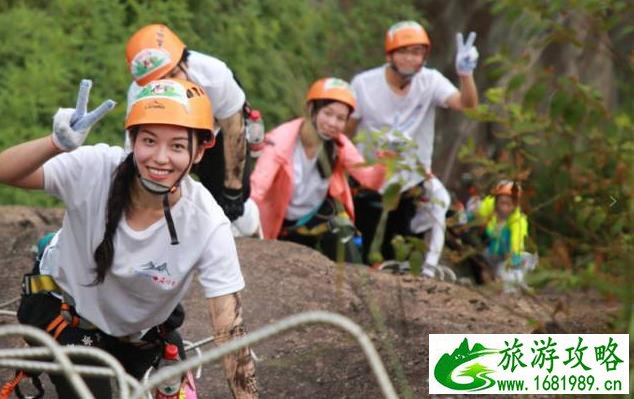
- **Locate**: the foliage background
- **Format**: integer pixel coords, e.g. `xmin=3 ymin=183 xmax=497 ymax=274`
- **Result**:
xmin=0 ymin=0 xmax=632 ymax=329
xmin=0 ymin=0 xmax=425 ymax=204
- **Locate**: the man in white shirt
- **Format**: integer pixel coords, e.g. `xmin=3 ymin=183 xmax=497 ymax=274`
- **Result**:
xmin=346 ymin=21 xmax=479 ymax=274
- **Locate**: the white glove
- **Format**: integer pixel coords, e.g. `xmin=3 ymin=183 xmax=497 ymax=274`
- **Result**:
xmin=52 ymin=80 xmax=116 ymax=151
xmin=455 ymin=32 xmax=479 ymax=76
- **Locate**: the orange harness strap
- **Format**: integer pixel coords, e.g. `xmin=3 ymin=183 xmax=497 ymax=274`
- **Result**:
xmin=45 ymin=314 xmax=69 ymax=340
xmin=0 ymin=371 xmax=26 ymax=399
xmin=3 ymin=293 xmax=79 ymax=399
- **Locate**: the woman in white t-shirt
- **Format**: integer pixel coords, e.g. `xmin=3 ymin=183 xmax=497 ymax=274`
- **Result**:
xmin=0 ymin=79 xmax=257 ymax=398
xmin=126 ymin=24 xmax=250 ymax=224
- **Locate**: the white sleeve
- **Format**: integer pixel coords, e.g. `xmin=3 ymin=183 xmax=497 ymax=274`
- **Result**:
xmin=350 ymin=75 xmax=364 ymax=120
xmin=196 ymin=221 xmax=245 ymax=298
xmin=432 ymin=71 xmax=459 ymax=108
xmin=43 ymin=144 xmax=121 ymax=209
xmin=195 ymin=58 xmax=245 ymax=120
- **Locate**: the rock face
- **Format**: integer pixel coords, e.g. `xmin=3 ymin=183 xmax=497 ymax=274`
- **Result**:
xmin=0 ymin=207 xmax=617 ymax=398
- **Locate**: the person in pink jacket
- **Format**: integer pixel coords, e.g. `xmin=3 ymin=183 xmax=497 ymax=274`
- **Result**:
xmin=250 ymin=78 xmax=385 ymax=262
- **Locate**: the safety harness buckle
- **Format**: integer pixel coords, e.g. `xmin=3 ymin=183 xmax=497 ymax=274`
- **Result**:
xmin=21 ymin=274 xmax=60 ymax=297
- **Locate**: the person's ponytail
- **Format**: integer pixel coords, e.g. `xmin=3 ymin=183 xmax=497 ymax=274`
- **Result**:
xmin=91 ymin=152 xmax=135 ymax=285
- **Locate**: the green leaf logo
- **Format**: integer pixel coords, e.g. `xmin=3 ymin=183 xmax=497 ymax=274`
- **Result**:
xmin=130 ymin=48 xmax=172 ymax=80
xmin=434 ymin=338 xmax=499 ymax=391
xmin=131 ymin=80 xmax=190 ymax=112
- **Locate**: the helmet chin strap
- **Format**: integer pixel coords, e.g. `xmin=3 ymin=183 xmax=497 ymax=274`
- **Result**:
xmin=138 ymin=176 xmax=173 ymax=195
xmin=133 ymin=130 xmax=195 ymax=245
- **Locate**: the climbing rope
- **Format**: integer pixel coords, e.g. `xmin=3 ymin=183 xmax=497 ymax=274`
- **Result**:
xmin=0 ymin=310 xmax=398 ymax=399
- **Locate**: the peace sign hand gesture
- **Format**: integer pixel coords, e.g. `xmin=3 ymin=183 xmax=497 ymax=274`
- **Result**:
xmin=455 ymin=32 xmax=479 ymax=77
xmin=52 ymin=80 xmax=116 ymax=151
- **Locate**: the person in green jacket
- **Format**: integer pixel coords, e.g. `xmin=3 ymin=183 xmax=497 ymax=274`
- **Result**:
xmin=473 ymin=180 xmax=536 ymax=292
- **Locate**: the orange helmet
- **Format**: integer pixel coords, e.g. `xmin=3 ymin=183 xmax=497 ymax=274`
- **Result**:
xmin=126 ymin=24 xmax=186 ymax=86
xmin=306 ymin=78 xmax=356 ymax=111
xmin=126 ymin=79 xmax=214 ymax=148
xmin=385 ymin=21 xmax=431 ymax=54
xmin=492 ymin=180 xmax=522 ymax=199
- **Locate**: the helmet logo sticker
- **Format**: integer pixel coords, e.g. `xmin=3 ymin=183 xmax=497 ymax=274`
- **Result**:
xmin=144 ymin=100 xmax=165 ymax=111
xmin=387 ymin=21 xmax=424 ymax=39
xmin=132 ymin=80 xmax=191 ymax=113
xmin=323 ymin=78 xmax=356 ymax=99
xmin=130 ymin=48 xmax=172 ymax=80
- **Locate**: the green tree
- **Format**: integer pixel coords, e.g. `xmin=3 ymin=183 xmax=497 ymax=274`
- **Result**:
xmin=460 ymin=0 xmax=633 ymax=325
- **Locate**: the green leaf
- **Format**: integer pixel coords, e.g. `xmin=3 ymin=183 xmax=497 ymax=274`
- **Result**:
xmin=575 ymin=205 xmax=592 ymax=227
xmin=368 ymin=251 xmax=383 ymax=265
xmin=550 ymin=90 xmax=568 ymax=119
xmin=488 ymin=65 xmax=509 ymax=81
xmin=483 ymin=53 xmax=506 ymax=66
xmin=409 ymin=251 xmax=424 ymax=276
xmin=464 ymin=104 xmax=499 ymax=122
xmin=586 ymin=209 xmax=606 ymax=232
xmin=391 ymin=235 xmax=411 ymax=262
xmin=486 ymin=87 xmax=506 ymax=104
xmin=408 ymin=237 xmax=427 ymax=253
xmin=563 ymin=101 xmax=586 ymax=126
xmin=523 ymin=82 xmax=547 ymax=108
xmin=507 ymin=73 xmax=525 ymax=93
xmin=520 ymin=134 xmax=541 ymax=146
xmin=458 ymin=136 xmax=476 ymax=160
xmin=382 ymin=183 xmax=402 ymax=212
xmin=609 ymin=217 xmax=625 ymax=236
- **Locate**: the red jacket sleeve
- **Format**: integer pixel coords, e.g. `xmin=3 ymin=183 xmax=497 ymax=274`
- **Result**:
xmin=250 ymin=139 xmax=280 ymax=204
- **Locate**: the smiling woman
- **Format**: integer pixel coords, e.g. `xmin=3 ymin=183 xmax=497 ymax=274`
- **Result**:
xmin=112 ymin=78 xmax=214 ymax=248
xmin=126 ymin=123 xmax=207 ymax=232
xmin=0 ymin=79 xmax=257 ymax=398
xmin=250 ymin=77 xmax=386 ymax=263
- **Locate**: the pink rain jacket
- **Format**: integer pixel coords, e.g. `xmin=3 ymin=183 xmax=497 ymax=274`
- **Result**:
xmin=250 ymin=118 xmax=385 ymax=239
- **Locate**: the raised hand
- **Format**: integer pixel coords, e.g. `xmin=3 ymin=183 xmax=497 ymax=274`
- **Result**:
xmin=455 ymin=32 xmax=479 ymax=77
xmin=52 ymin=80 xmax=116 ymax=151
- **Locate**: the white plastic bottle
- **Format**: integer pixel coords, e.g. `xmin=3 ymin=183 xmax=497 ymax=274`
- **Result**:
xmin=245 ymin=109 xmax=265 ymax=158
xmin=155 ymin=344 xmax=183 ymax=399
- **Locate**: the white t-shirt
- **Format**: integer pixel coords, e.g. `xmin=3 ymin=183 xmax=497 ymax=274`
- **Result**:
xmin=285 ymin=139 xmax=329 ymax=221
xmin=40 ymin=144 xmax=245 ymax=337
xmin=126 ymin=50 xmax=245 ymax=120
xmin=351 ymin=65 xmax=458 ymax=179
